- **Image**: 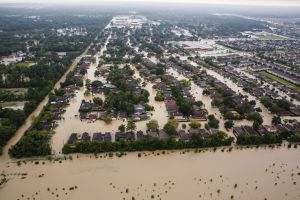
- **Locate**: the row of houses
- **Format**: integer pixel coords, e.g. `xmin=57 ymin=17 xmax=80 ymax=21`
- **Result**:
xmin=165 ymin=59 xmax=208 ymax=121
xmin=66 ymin=127 xmax=217 ymax=144
xmin=233 ymin=122 xmax=300 ymax=137
xmin=198 ymin=56 xmax=300 ymax=116
xmin=218 ymin=39 xmax=300 ymax=52
xmin=138 ymin=58 xmax=192 ymax=121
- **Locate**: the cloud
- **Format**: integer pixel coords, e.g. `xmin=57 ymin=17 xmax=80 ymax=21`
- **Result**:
xmin=1 ymin=0 xmax=300 ymax=7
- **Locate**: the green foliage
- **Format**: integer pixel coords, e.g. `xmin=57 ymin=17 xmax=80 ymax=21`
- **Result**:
xmin=146 ymin=120 xmax=159 ymax=132
xmin=163 ymin=120 xmax=179 ymax=135
xmin=170 ymin=85 xmax=193 ymax=116
xmin=0 ymin=108 xmax=26 ymax=153
xmin=236 ymin=134 xmax=282 ymax=146
xmin=208 ymin=115 xmax=219 ymax=129
xmin=103 ymin=117 xmax=112 ymax=124
xmin=182 ymin=79 xmax=191 ymax=87
xmin=126 ymin=120 xmax=136 ymax=131
xmin=0 ymin=90 xmax=25 ymax=101
xmin=272 ymin=116 xmax=282 ymax=125
xmin=144 ymin=104 xmax=154 ymax=111
xmin=118 ymin=124 xmax=126 ymax=132
xmin=9 ymin=130 xmax=52 ymax=158
xmin=93 ymin=97 xmax=103 ymax=106
xmin=247 ymin=112 xmax=263 ymax=123
xmin=224 ymin=111 xmax=241 ymax=120
xmin=260 ymin=96 xmax=291 ymax=114
xmin=224 ymin=120 xmax=234 ymax=129
xmin=154 ymin=91 xmax=164 ymax=101
xmin=189 ymin=120 xmax=201 ymax=129
xmin=105 ymin=66 xmax=149 ymax=114
xmin=62 ymin=131 xmax=234 ymax=154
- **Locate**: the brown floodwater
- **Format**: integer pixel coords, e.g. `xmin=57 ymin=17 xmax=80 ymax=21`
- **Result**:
xmin=167 ymin=68 xmax=231 ymax=135
xmin=1 ymin=22 xmax=300 ymax=200
xmin=0 ymin=101 xmax=26 ymax=110
xmin=1 ymin=145 xmax=299 ymax=200
xmin=0 ymin=42 xmax=93 ymax=161
xmin=203 ymin=67 xmax=274 ymax=125
xmin=51 ymin=34 xmax=169 ymax=154
xmin=239 ymin=69 xmax=300 ymax=107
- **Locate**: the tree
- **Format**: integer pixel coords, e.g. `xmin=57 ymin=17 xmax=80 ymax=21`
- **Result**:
xmin=179 ymin=99 xmax=193 ymax=116
xmin=208 ymin=115 xmax=219 ymax=129
xmin=93 ymin=97 xmax=103 ymax=106
xmin=182 ymin=79 xmax=191 ymax=87
xmin=247 ymin=112 xmax=263 ymax=125
xmin=154 ymin=91 xmax=164 ymax=101
xmin=272 ymin=116 xmax=281 ymax=125
xmin=211 ymin=99 xmax=221 ymax=107
xmin=195 ymin=101 xmax=204 ymax=108
xmin=249 ymin=100 xmax=256 ymax=106
xmin=118 ymin=124 xmax=126 ymax=132
xmin=163 ymin=120 xmax=179 ymax=135
xmin=146 ymin=120 xmax=159 ymax=132
xmin=253 ymin=121 xmax=261 ymax=130
xmin=224 ymin=111 xmax=235 ymax=120
xmin=127 ymin=120 xmax=136 ymax=131
xmin=9 ymin=130 xmax=51 ymax=158
xmin=203 ymin=89 xmax=210 ymax=95
xmin=270 ymin=103 xmax=280 ymax=114
xmin=225 ymin=120 xmax=234 ymax=129
xmin=103 ymin=117 xmax=112 ymax=124
xmin=189 ymin=120 xmax=201 ymax=129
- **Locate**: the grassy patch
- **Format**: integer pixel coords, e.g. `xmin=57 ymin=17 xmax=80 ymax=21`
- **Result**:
xmin=257 ymin=33 xmax=288 ymax=40
xmin=260 ymin=71 xmax=300 ymax=94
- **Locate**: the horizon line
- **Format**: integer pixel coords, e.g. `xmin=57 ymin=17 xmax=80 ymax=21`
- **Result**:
xmin=0 ymin=1 xmax=300 ymax=8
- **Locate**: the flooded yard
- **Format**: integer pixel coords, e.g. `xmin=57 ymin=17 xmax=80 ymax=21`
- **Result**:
xmin=51 ymin=33 xmax=169 ymax=154
xmin=0 ymin=101 xmax=26 ymax=110
xmin=1 ymin=146 xmax=299 ymax=200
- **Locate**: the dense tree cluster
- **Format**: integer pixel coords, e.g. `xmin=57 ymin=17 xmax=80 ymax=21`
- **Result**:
xmin=260 ymin=96 xmax=291 ymax=115
xmin=236 ymin=134 xmax=281 ymax=145
xmin=237 ymin=131 xmax=300 ymax=145
xmin=0 ymin=13 xmax=111 ymax=156
xmin=8 ymin=130 xmax=52 ymax=158
xmin=0 ymin=107 xmax=26 ymax=154
xmin=105 ymin=66 xmax=149 ymax=114
xmin=62 ymin=131 xmax=234 ymax=154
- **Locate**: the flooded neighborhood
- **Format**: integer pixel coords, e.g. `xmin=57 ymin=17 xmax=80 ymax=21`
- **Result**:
xmin=1 ymin=1 xmax=300 ymax=200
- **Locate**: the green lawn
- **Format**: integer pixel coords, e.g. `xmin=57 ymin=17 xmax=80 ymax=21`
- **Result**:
xmin=257 ymin=33 xmax=288 ymax=40
xmin=14 ymin=62 xmax=29 ymax=68
xmin=260 ymin=71 xmax=300 ymax=94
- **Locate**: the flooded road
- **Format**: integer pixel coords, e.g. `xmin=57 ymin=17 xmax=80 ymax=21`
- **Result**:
xmin=0 ymin=42 xmax=94 ymax=162
xmin=203 ymin=67 xmax=274 ymax=125
xmin=1 ymin=17 xmax=300 ymax=200
xmin=166 ymin=67 xmax=234 ymax=136
xmin=240 ymin=69 xmax=300 ymax=107
xmin=51 ymin=33 xmax=169 ymax=154
xmin=178 ymin=58 xmax=274 ymax=126
xmin=1 ymin=146 xmax=299 ymax=200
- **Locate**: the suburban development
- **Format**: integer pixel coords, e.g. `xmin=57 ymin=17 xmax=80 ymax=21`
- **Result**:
xmin=0 ymin=1 xmax=300 ymax=200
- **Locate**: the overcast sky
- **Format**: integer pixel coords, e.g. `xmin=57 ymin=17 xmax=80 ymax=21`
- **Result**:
xmin=0 ymin=0 xmax=300 ymax=7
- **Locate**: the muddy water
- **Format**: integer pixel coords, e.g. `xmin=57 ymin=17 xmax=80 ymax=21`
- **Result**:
xmin=51 ymin=35 xmax=169 ymax=154
xmin=203 ymin=68 xmax=274 ymax=125
xmin=239 ymin=69 xmax=300 ymax=107
xmin=167 ymin=68 xmax=235 ymax=137
xmin=132 ymin=66 xmax=169 ymax=128
xmin=0 ymin=42 xmax=94 ymax=162
xmin=178 ymin=58 xmax=274 ymax=126
xmin=0 ymin=101 xmax=26 ymax=110
xmin=1 ymin=146 xmax=300 ymax=200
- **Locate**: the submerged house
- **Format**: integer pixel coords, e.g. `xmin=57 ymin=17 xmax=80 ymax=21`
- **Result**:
xmin=81 ymin=132 xmax=91 ymax=142
xmin=67 ymin=133 xmax=78 ymax=144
